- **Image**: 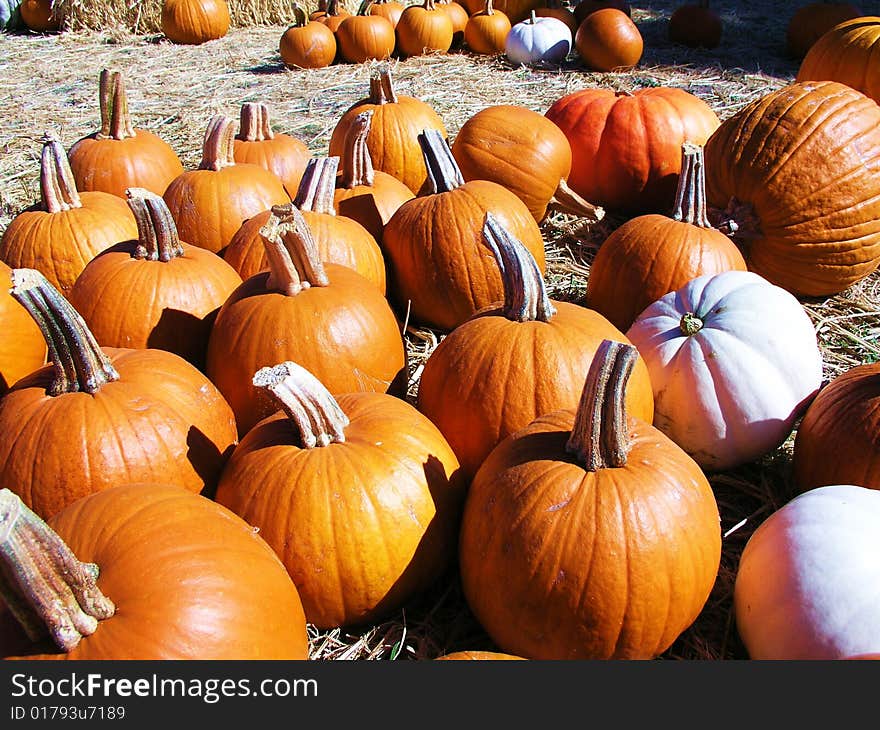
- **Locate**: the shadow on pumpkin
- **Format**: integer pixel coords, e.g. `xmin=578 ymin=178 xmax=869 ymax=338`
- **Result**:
xmin=147 ymin=305 xmax=219 ymax=372
xmin=189 ymin=426 xmax=237 ymax=501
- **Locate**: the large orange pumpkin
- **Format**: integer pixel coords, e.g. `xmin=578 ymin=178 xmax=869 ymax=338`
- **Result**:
xmin=786 ymin=2 xmax=862 ymax=58
xmin=161 ymin=0 xmax=230 ymax=44
xmin=395 ymin=0 xmax=454 ymax=58
xmin=0 ymin=261 xmax=46 ymax=395
xmin=215 ymin=360 xmax=466 ymax=629
xmin=0 ymin=484 xmax=308 ymax=659
xmin=0 ymin=269 xmax=238 ymax=519
xmin=68 ymin=69 xmax=184 ymax=199
xmin=458 ymin=340 xmax=722 ymax=660
xmin=703 ymin=80 xmax=880 ymax=296
xmin=544 ymin=86 xmax=720 ymax=214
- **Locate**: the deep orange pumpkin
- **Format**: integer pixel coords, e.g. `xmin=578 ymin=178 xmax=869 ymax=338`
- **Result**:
xmin=0 ymin=262 xmax=46 ymax=395
xmin=336 ymin=3 xmax=397 ymax=62
xmin=395 ymin=0 xmax=454 ymax=57
xmin=19 ymin=0 xmax=59 ymax=31
xmin=280 ymin=5 xmax=338 ymax=69
xmin=0 ymin=269 xmax=238 ymax=519
xmin=0 ymin=484 xmax=308 ymax=660
xmin=68 ymin=69 xmax=184 ymax=199
xmin=435 ymin=651 xmax=527 ymax=660
xmin=786 ymin=2 xmax=862 ymax=58
xmin=459 ymin=340 xmax=722 ymax=659
xmin=214 ymin=361 xmax=466 ymax=629
xmin=369 ymin=0 xmax=405 ymax=28
xmin=535 ymin=0 xmax=578 ymax=35
xmin=574 ymin=7 xmax=643 ymax=71
xmin=161 ymin=0 xmax=230 ymax=44
xmin=668 ymin=0 xmax=722 ymax=49
xmin=464 ymin=0 xmax=512 ymax=54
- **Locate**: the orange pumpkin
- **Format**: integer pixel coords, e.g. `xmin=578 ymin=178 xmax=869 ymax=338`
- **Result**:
xmin=0 ymin=261 xmax=46 ymax=395
xmin=0 ymin=484 xmax=308 ymax=659
xmin=336 ymin=2 xmax=397 ymax=62
xmin=313 ymin=0 xmax=351 ymax=32
xmin=535 ymin=0 xmax=578 ymax=35
xmin=68 ymin=69 xmax=184 ymax=199
xmin=668 ymin=0 xmax=722 ymax=49
xmin=369 ymin=0 xmax=405 ymax=28
xmin=161 ymin=0 xmax=230 ymax=44
xmin=19 ymin=0 xmax=59 ymax=31
xmin=163 ymin=115 xmax=290 ymax=255
xmin=464 ymin=0 xmax=512 ymax=54
xmin=0 ymin=268 xmax=238 ymax=519
xmin=786 ymin=2 xmax=862 ymax=58
xmin=459 ymin=340 xmax=722 ymax=659
xmin=215 ymin=361 xmax=466 ymax=629
xmin=395 ymin=0 xmax=454 ymax=57
xmin=436 ymin=651 xmax=527 ymax=660
xmin=437 ymin=0 xmax=470 ymax=48
xmin=0 ymin=133 xmax=138 ymax=297
xmin=280 ymin=3 xmax=338 ymax=69
xmin=574 ymin=7 xmax=643 ymax=71
xmin=417 ymin=213 xmax=654 ymax=481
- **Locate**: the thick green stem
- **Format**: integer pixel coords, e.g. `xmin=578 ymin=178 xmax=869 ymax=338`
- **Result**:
xmin=10 ymin=269 xmax=119 ymax=396
xmin=566 ymin=340 xmax=636 ymax=471
xmin=236 ymin=102 xmax=275 ymax=142
xmin=672 ymin=142 xmax=712 ymax=227
xmin=126 ymin=188 xmax=185 ymax=262
xmin=0 ymin=489 xmax=115 ymax=652
xmin=419 ymin=128 xmax=462 ymax=194
xmin=40 ymin=133 xmax=82 ymax=214
xmin=97 ymin=69 xmax=136 ymax=141
xmin=198 ymin=115 xmax=237 ymax=172
xmin=293 ymin=157 xmax=340 ymax=215
xmin=252 ymin=361 xmax=349 ymax=448
xmin=340 ymin=111 xmax=375 ymax=189
xmin=259 ymin=203 xmax=330 ymax=296
xmin=482 ymin=212 xmax=556 ymax=322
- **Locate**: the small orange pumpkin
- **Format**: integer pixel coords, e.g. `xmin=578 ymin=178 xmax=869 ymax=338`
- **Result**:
xmin=280 ymin=3 xmax=338 ymax=69
xmin=161 ymin=0 xmax=230 ymax=44
xmin=464 ymin=0 xmax=512 ymax=54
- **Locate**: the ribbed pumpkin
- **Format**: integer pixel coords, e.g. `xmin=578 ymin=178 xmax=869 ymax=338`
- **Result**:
xmin=279 ymin=3 xmax=338 ymax=69
xmin=313 ymin=0 xmax=351 ymax=32
xmin=369 ymin=0 xmax=405 ymax=27
xmin=395 ymin=0 xmax=454 ymax=57
xmin=0 ymin=261 xmax=45 ymax=395
xmin=163 ymin=115 xmax=290 ymax=255
xmin=328 ymin=63 xmax=448 ymax=194
xmin=451 ymin=103 xmax=604 ymax=222
xmin=545 ymin=87 xmax=720 ymax=214
xmin=459 ymin=340 xmax=722 ymax=660
xmin=215 ymin=360 xmax=466 ymax=629
xmin=0 ymin=484 xmax=308 ymax=660
xmin=336 ymin=2 xmax=396 ymax=63
xmin=67 ymin=69 xmax=184 ymax=199
xmin=0 ymin=133 xmax=137 ymax=297
xmin=463 ymin=0 xmax=512 ymax=54
xmin=574 ymin=6 xmax=643 ymax=71
xmin=205 ymin=206 xmax=406 ymax=436
xmin=535 ymin=0 xmax=578 ymax=35
xmin=68 ymin=189 xmax=242 ymax=369
xmin=505 ymin=11 xmax=572 ymax=65
xmin=232 ymin=101 xmax=311 ymax=200
xmin=796 ymin=17 xmax=880 ymax=104
xmin=332 ymin=110 xmax=415 ymax=243
xmin=437 ymin=0 xmax=469 ymax=47
xmin=793 ymin=362 xmax=880 ymax=492
xmin=586 ymin=142 xmax=747 ymax=332
xmin=786 ymin=2 xmax=863 ymax=59
xmin=491 ymin=0 xmax=543 ymax=23
xmin=0 ymin=269 xmax=238 ymax=519
xmin=161 ymin=0 xmax=230 ymax=44
xmin=417 ymin=214 xmax=654 ymax=481
xmin=382 ymin=129 xmax=546 ymax=331
xmin=703 ymin=80 xmax=880 ymax=296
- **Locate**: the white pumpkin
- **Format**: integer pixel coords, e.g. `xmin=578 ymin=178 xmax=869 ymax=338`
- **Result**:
xmin=505 ymin=11 xmax=571 ymax=66
xmin=625 ymin=270 xmax=822 ymax=471
xmin=734 ymin=484 xmax=880 ymax=660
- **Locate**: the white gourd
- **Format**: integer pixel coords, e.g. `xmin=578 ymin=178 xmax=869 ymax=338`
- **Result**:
xmin=505 ymin=11 xmax=571 ymax=65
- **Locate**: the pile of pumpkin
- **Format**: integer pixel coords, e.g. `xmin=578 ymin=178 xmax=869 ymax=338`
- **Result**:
xmin=1 ymin=10 xmax=880 ymax=659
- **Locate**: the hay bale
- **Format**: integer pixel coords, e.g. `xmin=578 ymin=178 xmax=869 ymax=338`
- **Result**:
xmin=53 ymin=0 xmax=314 ymax=34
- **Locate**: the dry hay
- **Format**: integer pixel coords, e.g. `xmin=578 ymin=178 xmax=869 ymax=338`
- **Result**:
xmin=1 ymin=0 xmax=879 ymax=661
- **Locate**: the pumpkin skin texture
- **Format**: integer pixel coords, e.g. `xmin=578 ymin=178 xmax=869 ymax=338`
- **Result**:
xmin=328 ymin=64 xmax=448 ymax=195
xmin=163 ymin=115 xmax=290 ymax=255
xmin=464 ymin=0 xmax=512 ymax=55
xmin=0 ymin=484 xmax=309 ymax=660
xmin=395 ymin=0 xmax=454 ymax=57
xmin=586 ymin=142 xmax=747 ymax=332
xmin=68 ymin=70 xmax=184 ymax=200
xmin=336 ymin=9 xmax=396 ymax=63
xmin=786 ymin=2 xmax=863 ymax=59
xmin=792 ymin=362 xmax=880 ymax=493
xmin=68 ymin=189 xmax=242 ymax=370
xmin=161 ymin=0 xmax=230 ymax=44
xmin=369 ymin=0 xmax=405 ymax=28
xmin=668 ymin=0 xmax=722 ymax=49
xmin=505 ymin=12 xmax=572 ymax=65
xmin=625 ymin=270 xmax=823 ymax=472
xmin=279 ymin=12 xmax=338 ymax=69
xmin=703 ymin=80 xmax=880 ymax=297
xmin=734 ymin=485 xmax=880 ymax=660
xmin=489 ymin=0 xmax=543 ymax=24
xmin=796 ymin=17 xmax=880 ymax=105
xmin=458 ymin=341 xmax=721 ymax=660
xmin=574 ymin=7 xmax=643 ymax=71
xmin=19 ymin=0 xmax=58 ymax=31
xmin=451 ymin=104 xmax=603 ymax=223
xmin=545 ymin=87 xmax=720 ymax=215
xmin=535 ymin=0 xmax=578 ymax=36
xmin=417 ymin=215 xmax=653 ymax=482
xmin=215 ymin=362 xmax=466 ymax=630
xmin=0 ymin=269 xmax=238 ymax=519
xmin=382 ymin=130 xmax=546 ymax=332
xmin=0 ymin=134 xmax=138 ymax=297
xmin=0 ymin=261 xmax=46 ymax=394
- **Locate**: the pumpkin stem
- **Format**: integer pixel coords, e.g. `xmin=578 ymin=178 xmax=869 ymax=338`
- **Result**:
xmin=290 ymin=1 xmax=307 ymax=26
xmin=709 ymin=196 xmax=761 ymax=243
xmin=325 ymin=0 xmax=345 ymax=16
xmin=356 ymin=0 xmax=374 ymax=15
xmin=672 ymin=142 xmax=712 ymax=228
xmin=0 ymin=488 xmax=115 ymax=652
xmin=680 ymin=312 xmax=704 ymax=336
xmin=482 ymin=213 xmax=556 ymax=322
xmin=97 ymin=69 xmax=136 ymax=141
xmin=566 ymin=339 xmax=636 ymax=471
xmin=9 ymin=269 xmax=120 ymax=396
xmin=253 ymin=361 xmax=349 ymax=448
xmin=198 ymin=115 xmax=237 ymax=172
xmin=482 ymin=0 xmax=494 ymax=14
xmin=259 ymin=203 xmax=330 ymax=296
xmin=340 ymin=111 xmax=375 ymax=189
xmin=126 ymin=188 xmax=185 ymax=262
xmin=237 ymin=101 xmax=275 ymax=142
xmin=39 ymin=132 xmax=83 ymax=214
xmin=549 ymin=179 xmax=605 ymax=222
xmin=420 ymin=128 xmax=462 ymax=194
xmin=293 ymin=156 xmax=340 ymax=215
xmin=424 ymin=0 xmax=438 ymax=9
xmin=369 ymin=62 xmax=399 ymax=105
